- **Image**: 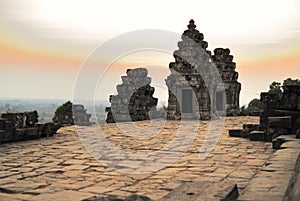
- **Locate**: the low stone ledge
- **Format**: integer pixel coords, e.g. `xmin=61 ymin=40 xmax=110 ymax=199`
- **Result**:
xmin=238 ymin=135 xmax=300 ymax=201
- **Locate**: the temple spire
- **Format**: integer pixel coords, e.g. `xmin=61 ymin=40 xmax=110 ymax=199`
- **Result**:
xmin=187 ymin=19 xmax=196 ymax=29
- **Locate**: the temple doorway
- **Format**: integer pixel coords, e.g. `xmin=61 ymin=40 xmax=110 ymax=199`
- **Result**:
xmin=182 ymin=89 xmax=193 ymax=113
xmin=216 ymin=91 xmax=224 ymax=111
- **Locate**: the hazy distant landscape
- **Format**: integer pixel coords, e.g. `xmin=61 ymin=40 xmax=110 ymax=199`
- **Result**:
xmin=0 ymin=98 xmax=109 ymax=123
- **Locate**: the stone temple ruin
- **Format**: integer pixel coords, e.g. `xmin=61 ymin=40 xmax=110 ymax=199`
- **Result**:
xmin=73 ymin=104 xmax=93 ymax=126
xmin=166 ymin=19 xmax=241 ymax=120
xmin=106 ymin=68 xmax=158 ymax=123
xmin=53 ymin=101 xmax=93 ymax=126
xmin=229 ymin=84 xmax=300 ymax=148
xmin=105 ymin=20 xmax=241 ymax=122
xmin=0 ymin=111 xmax=61 ymax=143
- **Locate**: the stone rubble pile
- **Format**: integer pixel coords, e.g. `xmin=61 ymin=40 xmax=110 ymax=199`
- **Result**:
xmin=229 ymin=84 xmax=300 ymax=149
xmin=0 ymin=111 xmax=61 ymax=143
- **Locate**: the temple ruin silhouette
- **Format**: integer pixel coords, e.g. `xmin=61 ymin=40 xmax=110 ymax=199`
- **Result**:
xmin=106 ymin=19 xmax=241 ymax=122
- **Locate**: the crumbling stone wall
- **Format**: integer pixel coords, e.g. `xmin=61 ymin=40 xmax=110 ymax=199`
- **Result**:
xmin=212 ymin=48 xmax=241 ymax=116
xmin=0 ymin=111 xmax=61 ymax=143
xmin=106 ymin=68 xmax=158 ymax=123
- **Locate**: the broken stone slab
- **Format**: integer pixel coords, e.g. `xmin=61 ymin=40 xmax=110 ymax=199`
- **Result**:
xmin=220 ymin=184 xmax=239 ymax=201
xmin=272 ymin=137 xmax=286 ymax=149
xmin=268 ymin=116 xmax=292 ymax=129
xmin=272 ymin=139 xmax=282 ymax=149
xmin=229 ymin=129 xmax=243 ymax=137
xmin=249 ymin=131 xmax=265 ymax=141
xmin=126 ymin=68 xmax=148 ymax=78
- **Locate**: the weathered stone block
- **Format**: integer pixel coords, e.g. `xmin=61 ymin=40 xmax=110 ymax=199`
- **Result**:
xmin=272 ymin=139 xmax=282 ymax=149
xmin=268 ymin=116 xmax=292 ymax=129
xmin=23 ymin=127 xmax=40 ymax=140
xmin=249 ymin=131 xmax=265 ymax=141
xmin=14 ymin=129 xmax=25 ymax=141
xmin=229 ymin=129 xmax=243 ymax=137
xmin=38 ymin=123 xmax=61 ymax=137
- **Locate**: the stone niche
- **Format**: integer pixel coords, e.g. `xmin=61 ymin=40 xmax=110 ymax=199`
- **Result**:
xmin=106 ymin=68 xmax=158 ymax=123
xmin=166 ymin=19 xmax=241 ymax=120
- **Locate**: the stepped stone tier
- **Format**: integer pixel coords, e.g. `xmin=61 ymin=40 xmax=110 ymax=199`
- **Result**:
xmin=0 ymin=111 xmax=61 ymax=143
xmin=166 ymin=19 xmax=241 ymax=120
xmin=106 ymin=68 xmax=158 ymax=123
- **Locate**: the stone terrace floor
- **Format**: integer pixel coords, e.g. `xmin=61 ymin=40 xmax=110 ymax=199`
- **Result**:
xmin=0 ymin=117 xmax=300 ymax=201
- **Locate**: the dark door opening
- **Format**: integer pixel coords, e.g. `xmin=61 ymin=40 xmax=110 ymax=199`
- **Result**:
xmin=182 ymin=89 xmax=193 ymax=113
xmin=216 ymin=91 xmax=224 ymax=111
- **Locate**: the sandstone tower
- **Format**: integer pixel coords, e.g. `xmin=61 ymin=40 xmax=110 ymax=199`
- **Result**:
xmin=166 ymin=19 xmax=241 ymax=120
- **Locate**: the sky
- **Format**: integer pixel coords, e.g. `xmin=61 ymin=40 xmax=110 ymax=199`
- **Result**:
xmin=1 ymin=0 xmax=300 ymax=106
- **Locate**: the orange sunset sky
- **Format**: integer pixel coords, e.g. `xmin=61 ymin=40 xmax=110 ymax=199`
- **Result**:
xmin=1 ymin=0 xmax=300 ymax=106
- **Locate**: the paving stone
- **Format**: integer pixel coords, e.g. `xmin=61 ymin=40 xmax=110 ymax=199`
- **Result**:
xmin=0 ymin=117 xmax=299 ymax=201
xmin=29 ymin=190 xmax=94 ymax=201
